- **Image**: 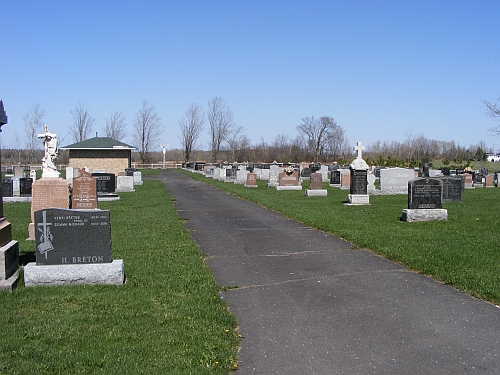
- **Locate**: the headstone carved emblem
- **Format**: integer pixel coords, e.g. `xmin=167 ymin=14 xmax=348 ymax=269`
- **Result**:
xmin=37 ymin=210 xmax=54 ymax=259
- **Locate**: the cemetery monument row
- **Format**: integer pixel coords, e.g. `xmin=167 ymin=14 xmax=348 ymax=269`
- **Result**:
xmin=0 ymin=100 xmax=20 ymax=291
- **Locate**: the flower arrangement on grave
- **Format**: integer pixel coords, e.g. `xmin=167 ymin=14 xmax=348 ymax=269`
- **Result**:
xmin=284 ymin=165 xmax=295 ymax=175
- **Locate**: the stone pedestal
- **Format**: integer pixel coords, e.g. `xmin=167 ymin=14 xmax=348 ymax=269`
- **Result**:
xmin=305 ymin=189 xmax=327 ymax=196
xmin=347 ymin=194 xmax=370 ymax=205
xmin=401 ymin=209 xmax=448 ymax=222
xmin=24 ymin=259 xmax=124 ymax=287
xmin=28 ymin=178 xmax=70 ymax=239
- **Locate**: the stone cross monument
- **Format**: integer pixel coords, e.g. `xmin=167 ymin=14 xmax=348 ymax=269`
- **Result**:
xmin=348 ymin=141 xmax=370 ymax=205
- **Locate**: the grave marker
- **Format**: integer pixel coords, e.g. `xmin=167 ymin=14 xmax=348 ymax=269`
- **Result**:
xmin=439 ymin=176 xmax=463 ymax=203
xmin=34 ymin=208 xmax=111 ymax=265
xmin=92 ymin=173 xmax=116 ymax=194
xmin=19 ymin=178 xmax=33 ymax=197
xmin=72 ymin=173 xmax=98 ymax=209
xmin=402 ymin=177 xmax=448 ymax=222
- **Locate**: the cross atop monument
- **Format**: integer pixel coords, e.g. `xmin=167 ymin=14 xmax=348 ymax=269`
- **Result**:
xmin=353 ymin=141 xmax=365 ymax=159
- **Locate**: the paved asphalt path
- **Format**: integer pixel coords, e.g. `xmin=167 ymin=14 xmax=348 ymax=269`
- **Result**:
xmin=156 ymin=169 xmax=499 ymax=374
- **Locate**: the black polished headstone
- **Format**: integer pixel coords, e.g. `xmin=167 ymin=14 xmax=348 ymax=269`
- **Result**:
xmin=330 ymin=170 xmax=341 ymax=184
xmin=441 ymin=168 xmax=450 ymax=176
xmin=408 ymin=178 xmax=442 ymax=209
xmin=125 ymin=168 xmax=137 ymax=176
xmin=20 ymin=177 xmax=33 ymax=197
xmin=2 ymin=178 xmax=12 ymax=197
xmin=91 ymin=173 xmax=116 ymax=194
xmin=473 ymin=172 xmax=483 ymax=184
xmin=301 ymin=168 xmax=311 ymax=178
xmin=350 ymin=169 xmax=368 ymax=195
xmin=309 ymin=163 xmax=320 ymax=173
xmin=34 ymin=208 xmax=112 ymax=265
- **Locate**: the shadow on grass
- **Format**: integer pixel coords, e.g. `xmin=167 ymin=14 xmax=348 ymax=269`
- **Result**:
xmin=19 ymin=250 xmax=35 ymax=265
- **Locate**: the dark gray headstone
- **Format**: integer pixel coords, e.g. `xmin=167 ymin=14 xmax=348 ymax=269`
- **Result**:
xmin=350 ymin=169 xmax=367 ymax=195
xmin=309 ymin=163 xmax=320 ymax=173
xmin=441 ymin=168 xmax=450 ymax=176
xmin=225 ymin=168 xmax=236 ymax=178
xmin=473 ymin=172 xmax=483 ymax=184
xmin=20 ymin=177 xmax=33 ymax=197
xmin=439 ymin=176 xmax=463 ymax=203
xmin=301 ymin=168 xmax=311 ymax=178
xmin=34 ymin=208 xmax=111 ymax=265
xmin=92 ymin=173 xmax=116 ymax=194
xmin=408 ymin=178 xmax=443 ymax=209
xmin=2 ymin=178 xmax=13 ymax=197
xmin=125 ymin=168 xmax=137 ymax=176
xmin=330 ymin=170 xmax=341 ymax=184
xmin=195 ymin=163 xmax=205 ymax=171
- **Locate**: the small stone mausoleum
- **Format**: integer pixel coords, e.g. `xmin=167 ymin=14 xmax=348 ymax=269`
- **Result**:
xmin=61 ymin=137 xmax=136 ymax=176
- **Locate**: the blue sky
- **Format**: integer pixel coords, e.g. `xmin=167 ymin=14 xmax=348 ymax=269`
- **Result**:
xmin=2 ymin=1 xmax=500 ymax=153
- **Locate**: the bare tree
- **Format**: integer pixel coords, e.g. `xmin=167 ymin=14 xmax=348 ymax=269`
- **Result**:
xmin=226 ymin=125 xmax=245 ymax=162
xmin=70 ymin=103 xmax=95 ymax=142
xmin=296 ymin=116 xmax=340 ymax=163
xmin=483 ymin=97 xmax=500 ymax=135
xmin=23 ymin=102 xmax=45 ymax=164
xmin=325 ymin=122 xmax=347 ymax=161
xmin=178 ymin=103 xmax=205 ymax=162
xmin=104 ymin=111 xmax=127 ymax=140
xmin=133 ymin=100 xmax=162 ymax=164
xmin=208 ymin=96 xmax=234 ymax=162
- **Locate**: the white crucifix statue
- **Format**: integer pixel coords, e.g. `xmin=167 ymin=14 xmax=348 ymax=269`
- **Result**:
xmin=353 ymin=141 xmax=365 ymax=159
xmin=38 ymin=124 xmax=60 ymax=178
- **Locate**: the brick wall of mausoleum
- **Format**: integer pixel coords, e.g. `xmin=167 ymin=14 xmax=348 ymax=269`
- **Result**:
xmin=68 ymin=150 xmax=131 ymax=176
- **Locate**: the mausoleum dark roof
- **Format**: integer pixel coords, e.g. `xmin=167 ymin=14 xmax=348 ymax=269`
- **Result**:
xmin=61 ymin=137 xmax=136 ymax=150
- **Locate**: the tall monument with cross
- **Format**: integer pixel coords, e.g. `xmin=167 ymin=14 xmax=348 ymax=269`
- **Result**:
xmin=28 ymin=124 xmax=70 ymax=240
xmin=0 ymin=100 xmax=20 ymax=291
xmin=347 ymin=141 xmax=370 ymax=205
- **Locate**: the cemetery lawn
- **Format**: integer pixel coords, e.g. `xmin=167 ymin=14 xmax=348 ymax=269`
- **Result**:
xmin=183 ymin=170 xmax=500 ymax=305
xmin=0 ymin=180 xmax=239 ymax=374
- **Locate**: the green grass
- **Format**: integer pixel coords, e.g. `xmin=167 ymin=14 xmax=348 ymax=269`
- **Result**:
xmin=0 ymin=181 xmax=239 ymax=374
xmin=183 ymin=170 xmax=500 ymax=304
